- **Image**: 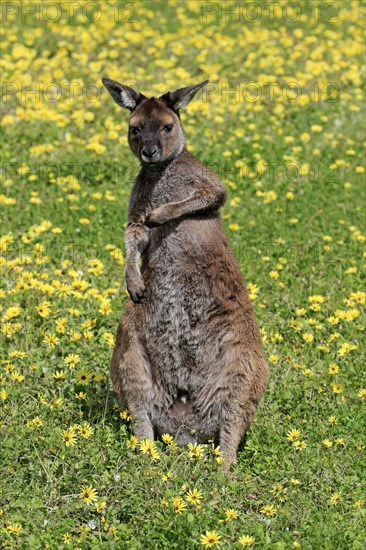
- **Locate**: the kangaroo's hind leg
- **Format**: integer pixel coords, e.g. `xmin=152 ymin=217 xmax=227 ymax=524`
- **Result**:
xmin=110 ymin=316 xmax=154 ymax=440
xmin=219 ymin=398 xmax=258 ymax=472
xmin=219 ymin=348 xmax=269 ymax=472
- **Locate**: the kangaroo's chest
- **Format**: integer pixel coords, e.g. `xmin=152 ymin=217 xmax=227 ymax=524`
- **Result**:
xmin=148 ymin=173 xmax=194 ymax=209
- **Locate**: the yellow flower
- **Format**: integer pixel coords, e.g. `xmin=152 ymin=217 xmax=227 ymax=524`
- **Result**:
xmin=328 ymin=363 xmax=339 ymax=374
xmin=62 ymin=427 xmax=77 ymax=446
xmin=2 ymin=305 xmax=21 ymax=321
xmin=271 ymin=484 xmax=283 ymax=495
xmin=88 ymin=258 xmax=104 ymax=276
xmin=75 ymin=391 xmax=87 ymax=400
xmin=1 ymin=323 xmax=22 ymax=338
xmin=127 ymin=435 xmax=138 ymax=450
xmin=339 ymin=343 xmax=357 ymax=356
xmin=308 ymin=295 xmax=325 ymax=303
xmin=292 ymin=440 xmax=307 ymax=450
xmin=200 ymin=530 xmax=221 ymax=547
xmin=188 ymin=442 xmax=205 ymax=460
xmin=64 ymin=354 xmax=80 ymax=368
xmin=330 ymin=492 xmax=341 ymax=505
xmin=76 ymin=369 xmax=92 ymax=385
xmin=225 ymin=508 xmax=238 ymax=520
xmin=8 ymin=523 xmax=21 ymax=535
xmin=261 ymin=504 xmax=276 ymax=516
xmin=358 ymin=388 xmax=366 ymax=399
xmin=11 ymin=372 xmax=25 ymax=382
xmin=56 ymin=318 xmax=67 ymax=333
xmin=287 ymin=429 xmax=301 ymax=441
xmin=238 ymin=535 xmax=255 ymax=546
xmin=247 ymin=282 xmax=259 ymax=301
xmin=38 ymin=393 xmax=47 ymax=406
xmin=36 ymin=300 xmax=52 ymax=317
xmin=99 ymin=300 xmax=112 ymax=315
xmin=69 ymin=330 xmax=82 ymax=343
xmin=139 ymin=438 xmax=160 ymax=461
xmin=32 ymin=417 xmax=43 ymax=428
xmin=95 ymin=501 xmax=107 ymax=514
xmin=80 ymin=486 xmax=98 ymax=505
xmin=172 ymin=496 xmax=187 ymax=514
xmin=120 ymin=409 xmax=132 ymax=421
xmin=186 ymin=488 xmax=203 ymax=506
xmin=43 ymin=333 xmax=60 ymax=349
xmin=78 ymin=423 xmax=93 ymax=438
xmin=211 ymin=444 xmax=222 ymax=457
xmin=62 ymin=533 xmax=72 ymax=544
xmin=332 ymin=384 xmax=343 ymax=394
xmin=161 ymin=433 xmax=174 ymax=445
xmin=323 ymin=439 xmax=333 ymax=449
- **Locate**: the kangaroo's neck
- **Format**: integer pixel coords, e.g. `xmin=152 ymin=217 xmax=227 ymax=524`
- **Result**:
xmin=139 ymin=148 xmax=188 ymax=184
xmin=131 ymin=148 xmax=195 ymax=216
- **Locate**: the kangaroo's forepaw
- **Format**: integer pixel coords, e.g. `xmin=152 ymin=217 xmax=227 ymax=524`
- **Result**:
xmin=127 ymin=277 xmax=145 ymax=303
xmin=145 ymin=205 xmax=172 ymax=227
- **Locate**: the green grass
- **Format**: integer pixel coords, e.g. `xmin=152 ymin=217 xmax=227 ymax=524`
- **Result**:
xmin=1 ymin=1 xmax=365 ymax=548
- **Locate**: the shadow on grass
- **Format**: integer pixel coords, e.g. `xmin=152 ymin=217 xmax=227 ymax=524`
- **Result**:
xmin=76 ymin=381 xmax=123 ymax=431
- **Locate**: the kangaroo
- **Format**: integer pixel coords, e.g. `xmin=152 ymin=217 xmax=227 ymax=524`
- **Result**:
xmin=102 ymin=77 xmax=269 ymax=471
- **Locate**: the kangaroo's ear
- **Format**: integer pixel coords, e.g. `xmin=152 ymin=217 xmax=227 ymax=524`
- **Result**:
xmin=102 ymin=77 xmax=145 ymax=111
xmin=160 ymin=79 xmax=209 ymax=111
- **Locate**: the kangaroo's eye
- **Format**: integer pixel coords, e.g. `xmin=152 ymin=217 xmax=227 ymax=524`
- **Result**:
xmin=163 ymin=124 xmax=173 ymax=133
xmin=130 ymin=126 xmax=140 ymax=135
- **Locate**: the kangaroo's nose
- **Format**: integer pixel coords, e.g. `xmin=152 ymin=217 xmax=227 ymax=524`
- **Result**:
xmin=142 ymin=148 xmax=157 ymax=159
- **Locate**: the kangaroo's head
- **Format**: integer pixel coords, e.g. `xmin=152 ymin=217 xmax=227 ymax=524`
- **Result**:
xmin=102 ymin=78 xmax=208 ymax=165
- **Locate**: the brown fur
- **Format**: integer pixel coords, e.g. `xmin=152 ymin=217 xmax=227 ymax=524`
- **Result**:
xmin=102 ymin=77 xmax=269 ymax=471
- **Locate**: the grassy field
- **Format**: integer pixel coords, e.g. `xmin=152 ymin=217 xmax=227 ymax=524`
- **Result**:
xmin=1 ymin=0 xmax=365 ymax=548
